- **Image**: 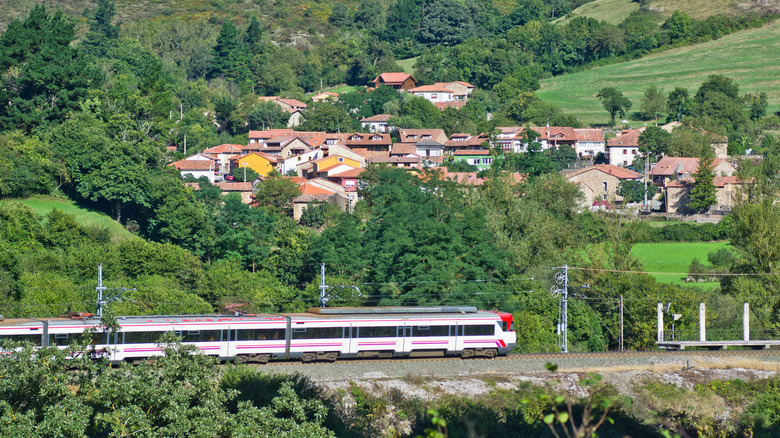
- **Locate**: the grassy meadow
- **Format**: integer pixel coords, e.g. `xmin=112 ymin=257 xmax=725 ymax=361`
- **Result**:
xmin=537 ymin=20 xmax=780 ymax=126
xmin=556 ymin=0 xmax=641 ymax=25
xmin=16 ymin=196 xmax=136 ymax=242
xmin=630 ymin=241 xmax=732 ymax=290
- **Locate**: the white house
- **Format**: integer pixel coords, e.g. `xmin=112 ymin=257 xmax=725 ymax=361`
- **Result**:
xmin=573 ymin=129 xmax=605 ymax=159
xmin=278 ymin=149 xmax=323 ymax=175
xmin=607 ymin=129 xmax=643 ymax=167
xmin=408 ymin=84 xmax=456 ymax=103
xmin=360 ymin=114 xmax=393 ymax=133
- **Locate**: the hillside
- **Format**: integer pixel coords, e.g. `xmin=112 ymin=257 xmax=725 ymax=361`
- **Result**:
xmin=536 ymin=20 xmax=780 ymax=126
xmin=18 ymin=196 xmax=136 ymax=243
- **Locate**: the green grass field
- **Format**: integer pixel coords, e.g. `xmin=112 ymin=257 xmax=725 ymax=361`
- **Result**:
xmin=555 ymin=0 xmax=640 ymax=25
xmin=537 ymin=20 xmax=780 ymax=126
xmin=397 ymin=58 xmax=418 ymax=75
xmin=630 ymin=241 xmax=733 ymax=290
xmin=16 ymin=196 xmax=136 ymax=242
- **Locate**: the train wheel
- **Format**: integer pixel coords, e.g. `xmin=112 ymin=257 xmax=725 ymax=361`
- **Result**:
xmin=323 ymin=352 xmax=338 ymax=362
xmin=483 ymin=348 xmax=497 ymax=358
xmin=301 ymin=352 xmax=316 ymax=363
xmin=461 ymin=349 xmax=475 ymax=358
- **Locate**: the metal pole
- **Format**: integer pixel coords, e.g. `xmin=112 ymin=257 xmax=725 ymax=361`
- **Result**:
xmin=744 ymin=303 xmax=750 ymax=341
xmin=699 ymin=303 xmax=706 ymax=342
xmin=319 ymin=263 xmax=329 ymax=307
xmin=644 ymin=155 xmax=649 ymax=212
xmin=96 ymin=263 xmax=107 ymax=318
xmin=562 ymin=265 xmax=568 ymax=353
xmin=619 ymin=295 xmax=624 ymax=352
xmin=657 ymin=303 xmax=663 ymax=343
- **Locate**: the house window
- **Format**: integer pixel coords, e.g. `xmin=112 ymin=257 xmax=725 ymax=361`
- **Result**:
xmin=623 ymin=150 xmax=627 ymax=154
xmin=372 ymin=136 xmax=381 ymax=141
xmin=431 ymin=94 xmax=438 ymax=99
xmin=633 ymin=150 xmax=638 ymax=155
xmin=338 ymin=157 xmax=344 ymax=163
xmin=603 ymin=182 xmax=608 ymax=192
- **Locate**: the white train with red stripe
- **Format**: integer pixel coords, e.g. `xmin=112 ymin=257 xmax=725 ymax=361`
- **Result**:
xmin=0 ymin=306 xmax=516 ymax=363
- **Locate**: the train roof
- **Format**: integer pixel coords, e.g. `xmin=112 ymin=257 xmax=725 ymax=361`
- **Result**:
xmin=0 ymin=307 xmax=502 ymax=329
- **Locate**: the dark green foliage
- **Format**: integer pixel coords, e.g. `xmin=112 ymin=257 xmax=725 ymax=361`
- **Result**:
xmin=686 ymin=154 xmax=717 ymax=213
xmin=596 ymin=87 xmax=632 ymax=125
xmin=89 ymin=0 xmax=120 ymax=39
xmin=638 ymin=126 xmax=671 ymax=160
xmin=662 ymin=10 xmax=693 ymax=43
xmin=617 ymin=180 xmax=647 ymax=203
xmin=299 ymin=103 xmax=357 ymax=132
xmin=418 ymin=0 xmax=479 ymax=47
xmin=0 ymin=5 xmax=99 ymax=133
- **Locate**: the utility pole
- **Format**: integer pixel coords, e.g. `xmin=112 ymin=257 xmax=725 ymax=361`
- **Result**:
xmin=319 ymin=263 xmax=330 ymax=307
xmin=644 ymin=154 xmax=649 ymax=212
xmin=96 ymin=264 xmax=135 ymax=318
xmin=619 ymin=295 xmax=624 ymax=352
xmin=553 ymin=265 xmax=569 ymax=353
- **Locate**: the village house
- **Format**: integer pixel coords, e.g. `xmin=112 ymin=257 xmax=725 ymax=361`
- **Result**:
xmin=661 ymin=122 xmax=729 ymax=159
xmin=399 ymin=129 xmax=448 ymax=144
xmin=413 ymin=139 xmax=445 ymax=158
xmin=372 ymin=73 xmax=418 ymax=91
xmin=666 ymin=176 xmax=746 ymax=214
xmin=408 ymin=84 xmax=456 ymax=103
xmin=360 ymin=114 xmax=393 ymax=133
xmin=451 ymin=150 xmax=494 ymax=170
xmin=202 ymin=144 xmax=244 ymax=174
xmin=606 ymin=129 xmax=643 ymax=167
xmin=345 ymin=133 xmax=392 ymax=152
xmin=256 ymin=97 xmax=308 ymax=127
xmin=564 ymin=164 xmax=642 ymax=207
xmin=444 ymin=133 xmax=488 ymax=154
xmin=650 ymin=157 xmax=737 ymax=188
xmin=170 ymin=155 xmax=220 ymax=182
xmin=278 ymin=149 xmax=323 ymax=176
xmin=229 ymin=151 xmax=278 ymax=177
xmin=573 ymin=129 xmax=605 ymax=159
xmin=529 ymin=126 xmax=578 ymax=150
xmin=327 ymin=167 xmax=364 ymax=193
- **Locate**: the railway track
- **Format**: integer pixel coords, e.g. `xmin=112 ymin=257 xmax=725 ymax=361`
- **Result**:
xmin=244 ymin=348 xmax=780 ymax=369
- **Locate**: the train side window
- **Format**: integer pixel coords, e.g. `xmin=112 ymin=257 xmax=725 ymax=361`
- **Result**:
xmin=0 ymin=334 xmax=43 ymax=346
xmin=412 ymin=326 xmax=449 ymax=337
xmin=292 ymin=327 xmax=344 ymax=339
xmin=235 ymin=329 xmax=285 ymax=341
xmin=359 ymin=326 xmax=395 ymax=338
xmin=178 ymin=330 xmax=222 ymax=343
xmin=464 ymin=325 xmax=495 ymax=336
xmin=351 ymin=327 xmax=358 ymax=338
xmin=123 ymin=331 xmax=164 ymax=344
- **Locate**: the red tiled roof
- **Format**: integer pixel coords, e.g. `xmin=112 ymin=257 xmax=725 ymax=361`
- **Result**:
xmin=213 ymin=182 xmax=254 ymax=191
xmin=452 ymin=81 xmax=475 ymax=88
xmin=573 ymin=129 xmax=604 ymax=142
xmin=204 ymin=144 xmax=244 ymax=154
xmin=171 ymin=160 xmax=216 ymax=171
xmin=277 ymin=98 xmax=307 ymax=108
xmin=410 ymin=84 xmax=454 ymax=93
xmin=248 ymin=129 xmax=295 ymax=139
xmin=392 ymin=143 xmax=418 ymax=155
xmin=329 ymin=168 xmax=364 ymax=178
xmin=351 ymin=149 xmax=390 ymax=159
xmin=530 ymin=126 xmax=578 ymax=142
xmin=650 ymin=157 xmax=731 ymax=177
xmin=399 ymin=129 xmax=446 ymax=143
xmin=566 ymin=164 xmax=641 ymax=180
xmin=230 ymin=151 xmax=279 ymax=163
xmin=368 ymin=156 xmax=420 ymax=164
xmin=361 ymin=114 xmax=393 ymax=122
xmin=299 ymin=182 xmax=334 ymax=195
xmin=607 ymin=129 xmax=642 ymax=147
xmin=373 ymin=72 xmax=415 ymax=85
xmin=318 ymin=163 xmax=358 ymax=173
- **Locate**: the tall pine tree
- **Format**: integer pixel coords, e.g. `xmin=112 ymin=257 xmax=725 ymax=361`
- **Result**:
xmin=687 ymin=153 xmax=717 ymax=213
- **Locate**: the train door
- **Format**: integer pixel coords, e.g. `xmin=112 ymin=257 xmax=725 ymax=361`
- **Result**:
xmin=399 ymin=324 xmax=412 ymax=353
xmin=452 ymin=323 xmax=465 ymax=352
xmin=347 ymin=324 xmax=359 ymax=355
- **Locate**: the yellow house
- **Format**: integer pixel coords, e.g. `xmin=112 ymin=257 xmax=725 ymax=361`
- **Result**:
xmin=230 ymin=151 xmax=278 ymax=177
xmin=312 ymin=155 xmax=361 ymax=173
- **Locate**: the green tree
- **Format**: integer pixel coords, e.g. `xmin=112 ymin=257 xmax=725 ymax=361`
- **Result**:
xmin=418 ymin=0 xmax=478 ymax=47
xmin=617 ymin=180 xmax=646 ymax=203
xmin=666 ymin=87 xmax=692 ymax=122
xmin=686 ymin=154 xmax=717 ymax=213
xmin=730 ymin=199 xmax=780 ymax=273
xmin=0 ymin=5 xmax=99 ymax=132
xmin=596 ymin=87 xmax=632 ymax=125
xmin=89 ymin=0 xmax=120 ymax=39
xmin=662 ymin=10 xmax=693 ymax=43
xmin=746 ymin=92 xmax=769 ymax=122
xmin=640 ymin=85 xmax=665 ymax=123
xmin=252 ymin=171 xmax=301 ymax=213
xmin=638 ymin=126 xmax=671 ymax=161
xmin=400 ymin=96 xmax=443 ymax=128
xmin=329 ymin=3 xmax=352 ymax=26
xmin=299 ymin=103 xmax=356 ymax=132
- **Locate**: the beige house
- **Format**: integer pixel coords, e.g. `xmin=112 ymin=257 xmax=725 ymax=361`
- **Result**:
xmin=565 ymin=164 xmax=642 ymax=207
xmin=666 ymin=176 xmax=746 ymax=213
xmin=650 ymin=157 xmax=736 ymax=188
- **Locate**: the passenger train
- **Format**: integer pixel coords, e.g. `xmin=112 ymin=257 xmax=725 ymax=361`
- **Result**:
xmin=0 ymin=306 xmax=516 ymax=363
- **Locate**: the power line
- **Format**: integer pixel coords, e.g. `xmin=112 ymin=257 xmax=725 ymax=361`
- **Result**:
xmin=569 ymin=266 xmax=779 ymax=276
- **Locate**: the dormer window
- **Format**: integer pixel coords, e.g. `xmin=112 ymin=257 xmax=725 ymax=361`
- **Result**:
xmin=351 ymin=136 xmax=360 ymax=141
xmin=371 ymin=136 xmax=381 ymax=141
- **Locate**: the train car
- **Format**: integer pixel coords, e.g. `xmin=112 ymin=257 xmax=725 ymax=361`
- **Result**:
xmin=0 ymin=306 xmax=516 ymax=363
